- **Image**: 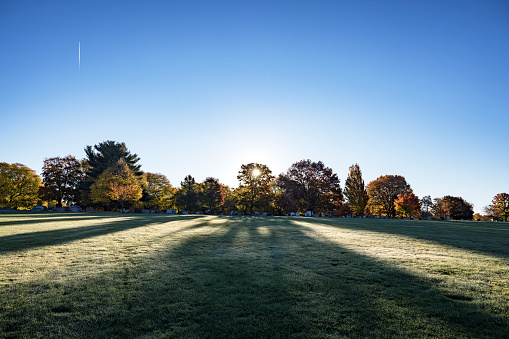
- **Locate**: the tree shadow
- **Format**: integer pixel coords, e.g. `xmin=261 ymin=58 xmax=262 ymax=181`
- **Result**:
xmin=318 ymin=217 xmax=509 ymax=260
xmin=3 ymin=216 xmax=505 ymax=338
xmin=1 ymin=216 xmax=507 ymax=337
xmin=0 ymin=214 xmax=207 ymax=254
xmin=0 ymin=212 xmax=108 ymax=227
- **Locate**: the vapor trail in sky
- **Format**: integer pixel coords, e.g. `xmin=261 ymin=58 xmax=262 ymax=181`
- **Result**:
xmin=79 ymin=42 xmax=80 ymax=71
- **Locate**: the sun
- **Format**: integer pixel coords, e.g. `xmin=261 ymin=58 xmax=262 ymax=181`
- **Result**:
xmin=252 ymin=168 xmax=260 ymax=177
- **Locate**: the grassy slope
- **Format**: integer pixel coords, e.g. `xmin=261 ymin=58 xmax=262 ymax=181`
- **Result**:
xmin=0 ymin=212 xmax=508 ymax=338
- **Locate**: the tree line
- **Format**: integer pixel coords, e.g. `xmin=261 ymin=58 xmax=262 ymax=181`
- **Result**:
xmin=1 ymin=140 xmax=508 ymax=221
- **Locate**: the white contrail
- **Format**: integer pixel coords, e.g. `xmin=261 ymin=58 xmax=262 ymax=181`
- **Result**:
xmin=79 ymin=42 xmax=80 ymax=71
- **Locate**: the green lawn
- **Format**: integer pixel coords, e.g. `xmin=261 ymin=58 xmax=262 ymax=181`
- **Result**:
xmin=0 ymin=212 xmax=508 ymax=338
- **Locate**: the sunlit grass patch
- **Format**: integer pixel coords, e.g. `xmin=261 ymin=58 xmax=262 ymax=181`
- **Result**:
xmin=0 ymin=213 xmax=508 ymax=338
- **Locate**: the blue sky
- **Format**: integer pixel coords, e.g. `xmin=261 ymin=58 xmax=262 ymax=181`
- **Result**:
xmin=1 ymin=0 xmax=508 ymax=213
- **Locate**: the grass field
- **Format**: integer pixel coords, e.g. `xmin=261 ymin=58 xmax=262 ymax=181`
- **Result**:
xmin=0 ymin=212 xmax=508 ymax=338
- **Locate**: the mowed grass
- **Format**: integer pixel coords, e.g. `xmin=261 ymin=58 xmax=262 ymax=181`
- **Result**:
xmin=0 ymin=212 xmax=508 ymax=338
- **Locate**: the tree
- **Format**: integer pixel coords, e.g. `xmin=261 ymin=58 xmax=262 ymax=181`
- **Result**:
xmin=90 ymin=159 xmax=142 ymax=211
xmin=106 ymin=182 xmax=142 ymax=212
xmin=343 ymin=164 xmax=369 ymax=215
xmin=277 ymin=160 xmax=343 ymax=214
xmin=0 ymin=162 xmax=42 ymax=209
xmin=84 ymin=140 xmax=142 ymax=179
xmin=473 ymin=213 xmax=486 ymax=221
xmin=441 ymin=196 xmax=474 ymax=220
xmin=420 ymin=195 xmax=433 ymax=218
xmin=145 ymin=172 xmax=176 ymax=210
xmin=483 ymin=204 xmax=496 ymax=220
xmin=237 ymin=163 xmax=274 ymax=214
xmin=82 ymin=140 xmax=143 ymax=204
xmin=395 ymin=192 xmax=420 ymax=218
xmin=491 ymin=193 xmax=509 ymax=220
xmin=174 ymin=175 xmax=200 ymax=212
xmin=366 ymin=175 xmax=410 ymax=217
xmin=221 ymin=185 xmax=239 ymax=214
xmin=40 ymin=155 xmax=86 ymax=207
xmin=200 ymin=177 xmax=224 ymax=213
xmin=273 ymin=182 xmax=298 ymax=215
xmin=431 ymin=197 xmax=449 ymax=219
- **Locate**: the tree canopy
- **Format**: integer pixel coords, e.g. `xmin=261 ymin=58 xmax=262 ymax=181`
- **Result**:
xmin=277 ymin=159 xmax=343 ymax=214
xmin=420 ymin=195 xmax=432 ymax=217
xmin=200 ymin=177 xmax=224 ymax=213
xmin=82 ymin=140 xmax=143 ymax=206
xmin=144 ymin=172 xmax=175 ymax=211
xmin=367 ymin=175 xmax=410 ymax=217
xmin=0 ymin=162 xmax=42 ymax=209
xmin=40 ymin=155 xmax=86 ymax=207
xmin=395 ymin=192 xmax=420 ymax=218
xmin=85 ymin=140 xmax=142 ymax=179
xmin=343 ymin=163 xmax=369 ymax=215
xmin=490 ymin=193 xmax=509 ymax=221
xmin=441 ymin=196 xmax=474 ymax=220
xmin=237 ymin=163 xmax=274 ymax=214
xmin=90 ymin=159 xmax=142 ymax=211
xmin=3 ymin=139 xmax=503 ymax=218
xmin=175 ymin=175 xmax=200 ymax=212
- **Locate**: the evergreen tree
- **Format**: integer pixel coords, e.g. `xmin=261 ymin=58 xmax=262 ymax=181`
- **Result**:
xmin=81 ymin=140 xmax=143 ymax=205
xmin=175 ymin=175 xmax=200 ymax=212
xmin=343 ymin=164 xmax=369 ymax=215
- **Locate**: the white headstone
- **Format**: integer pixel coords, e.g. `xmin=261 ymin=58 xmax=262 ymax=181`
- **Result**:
xmin=305 ymin=211 xmax=312 ymax=217
xmin=296 ymin=212 xmax=300 ymax=216
xmin=290 ymin=212 xmax=296 ymax=216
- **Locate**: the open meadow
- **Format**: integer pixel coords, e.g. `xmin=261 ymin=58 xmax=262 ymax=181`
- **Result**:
xmin=0 ymin=212 xmax=508 ymax=338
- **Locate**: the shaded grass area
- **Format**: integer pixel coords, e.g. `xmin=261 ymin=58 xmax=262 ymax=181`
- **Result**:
xmin=0 ymin=212 xmax=508 ymax=338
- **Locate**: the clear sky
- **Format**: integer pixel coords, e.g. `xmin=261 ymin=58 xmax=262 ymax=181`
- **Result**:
xmin=1 ymin=0 xmax=508 ymax=213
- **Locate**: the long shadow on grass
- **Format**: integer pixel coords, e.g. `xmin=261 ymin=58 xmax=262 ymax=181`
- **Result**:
xmin=17 ymin=216 xmax=506 ymax=338
xmin=0 ymin=212 xmax=108 ymax=227
xmin=0 ymin=214 xmax=207 ymax=254
xmin=320 ymin=218 xmax=509 ymax=260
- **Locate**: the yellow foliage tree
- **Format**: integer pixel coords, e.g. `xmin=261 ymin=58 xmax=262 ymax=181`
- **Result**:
xmin=0 ymin=162 xmax=42 ymax=209
xmin=90 ymin=159 xmax=142 ymax=211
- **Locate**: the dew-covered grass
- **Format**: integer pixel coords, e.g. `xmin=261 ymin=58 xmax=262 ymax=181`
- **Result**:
xmin=1 ymin=212 xmax=508 ymax=338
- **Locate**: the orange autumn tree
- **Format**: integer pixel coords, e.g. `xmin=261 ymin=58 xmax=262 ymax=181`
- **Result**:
xmin=490 ymin=193 xmax=509 ymax=221
xmin=366 ymin=175 xmax=410 ymax=217
xmin=394 ymin=192 xmax=420 ymax=218
xmin=106 ymin=182 xmax=142 ymax=212
xmin=90 ymin=159 xmax=142 ymax=211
